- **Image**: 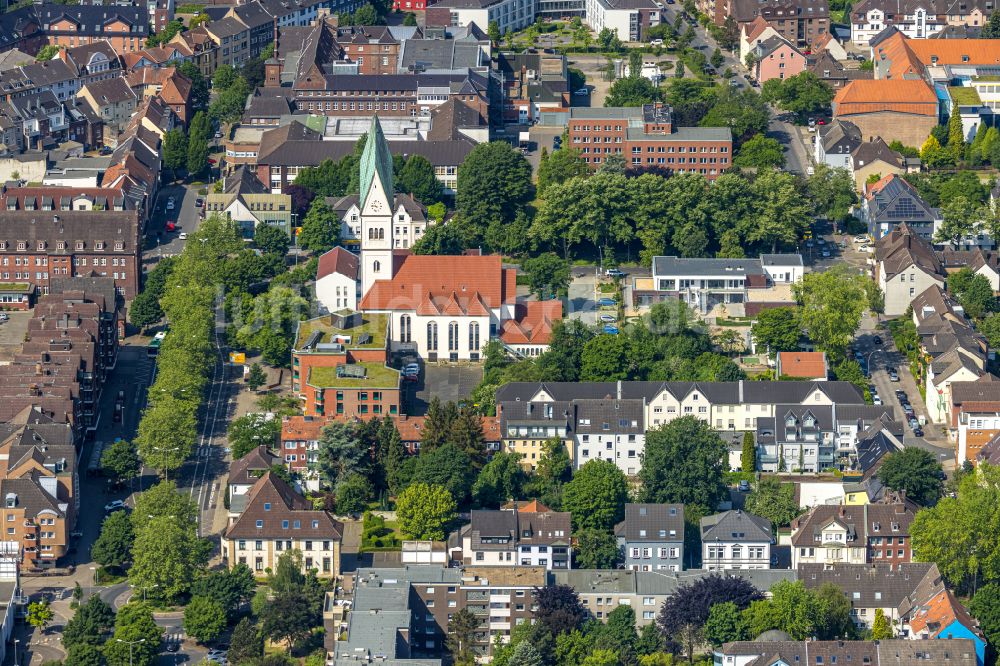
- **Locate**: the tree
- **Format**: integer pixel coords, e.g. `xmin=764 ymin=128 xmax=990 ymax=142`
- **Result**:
xmin=105 ymin=603 xmax=163 ymax=666
xmin=538 ymin=147 xmax=590 ymax=195
xmin=184 ymin=596 xmax=227 ymax=643
xmin=129 ymin=515 xmax=209 ymax=601
xmin=744 ymin=169 xmax=813 ymax=252
xmin=794 ymin=266 xmax=867 ymax=355
xmin=213 ymin=64 xmax=238 ymax=90
xmin=385 ymin=424 xmax=410 ymax=496
xmin=298 ymin=196 xmax=340 ymax=253
xmin=246 ymin=363 xmax=267 ymax=391
xmin=745 ymin=478 xmax=800 ymax=528
xmin=457 ymin=142 xmax=533 ymax=249
xmin=228 ymin=413 xmax=281 ymax=460
xmin=420 ymin=397 xmax=457 ymax=452
xmin=704 ymin=602 xmax=747 ymax=646
xmin=229 ymin=617 xmax=265 ymax=664
xmin=574 ymin=528 xmax=619 ymax=569
xmin=186 ymin=111 xmax=211 ymax=176
xmin=488 ymin=20 xmax=501 ymax=43
xmin=179 ymin=62 xmax=209 ymax=110
xmin=317 ymin=420 xmax=368 ymax=487
xmin=936 ymin=196 xmax=983 ymax=249
xmin=261 ymin=593 xmax=318 ymax=646
xmin=27 ymin=600 xmax=53 ymax=630
xmin=522 ymin=253 xmax=572 ymax=298
xmin=254 ymin=223 xmax=290 ymax=257
xmin=741 ymin=432 xmax=756 ymax=473
xmin=35 ymin=44 xmax=60 ymax=61
xmin=132 ymin=480 xmax=200 ymax=533
xmin=210 ymin=75 xmax=251 ymax=123
xmin=509 ymin=641 xmax=544 ymax=666
xmin=353 ymin=3 xmax=378 ymax=23
xmin=606 ymin=76 xmax=661 ymax=107
xmin=760 ymin=71 xmax=834 ymax=117
xmin=396 ymin=482 xmax=456 ymax=540
xmin=190 ymin=565 xmax=255 ymax=621
xmin=397 ymin=155 xmax=443 ymax=204
xmin=639 ymin=416 xmax=728 ymax=515
xmin=733 ymin=133 xmax=785 ymax=168
xmin=472 ymin=452 xmax=526 ymax=508
xmin=877 ymin=447 xmax=943 ymax=506
xmin=657 ymin=575 xmax=763 ymax=663
xmin=534 ymin=584 xmax=587 ymax=636
xmin=102 ymin=439 xmax=141 ymax=484
xmin=447 ymin=608 xmax=480 ymax=665
xmin=752 ymin=307 xmax=801 ymax=357
xmin=948 ymin=267 xmax=996 ymax=318
xmin=67 ymin=643 xmax=104 ymax=666
xmin=91 ymin=510 xmax=134 ymax=570
xmin=807 ymin=164 xmax=858 ymax=222
xmin=871 ymin=608 xmax=894 ymax=640
xmin=412 ymin=443 xmax=475 ymax=502
xmin=336 ymin=474 xmax=373 ymax=515
xmin=128 ymin=292 xmax=163 ymax=330
xmin=449 ymin=406 xmax=488 ymax=463
xmin=64 ymin=596 xmax=115 ymax=651
xmin=163 ymin=129 xmax=188 ymax=174
xmin=562 ymin=459 xmax=628 ymax=532
xmin=948 ymin=103 xmax=966 ymax=162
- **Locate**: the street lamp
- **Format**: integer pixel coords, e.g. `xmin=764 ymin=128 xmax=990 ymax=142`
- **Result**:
xmin=117 ymin=638 xmax=146 ymax=666
xmin=866 ymin=347 xmax=882 ymax=376
xmin=14 ymin=637 xmax=20 ymax=666
xmin=130 ymin=583 xmax=158 ymax=602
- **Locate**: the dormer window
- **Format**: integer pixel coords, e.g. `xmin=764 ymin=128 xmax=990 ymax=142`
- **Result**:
xmin=16 ymin=242 xmax=24 ymax=251
xmin=786 ymin=416 xmax=796 ymax=427
xmin=0 ymin=242 xmax=7 ymax=251
xmin=96 ymin=241 xmax=105 ymax=250
xmin=57 ymin=241 xmax=65 ymax=250
xmin=76 ymin=242 xmax=84 ymax=250
xmin=37 ymin=241 xmax=45 ymax=251
xmin=114 ymin=241 xmax=124 ymax=251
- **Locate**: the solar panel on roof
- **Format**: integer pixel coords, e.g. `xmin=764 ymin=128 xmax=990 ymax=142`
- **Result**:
xmin=337 ymin=365 xmax=367 ymax=379
xmin=303 ymin=330 xmax=322 ymax=350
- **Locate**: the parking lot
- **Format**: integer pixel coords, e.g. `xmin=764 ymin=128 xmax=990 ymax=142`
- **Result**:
xmin=0 ymin=310 xmax=33 ymax=360
xmin=406 ymin=364 xmax=483 ymax=415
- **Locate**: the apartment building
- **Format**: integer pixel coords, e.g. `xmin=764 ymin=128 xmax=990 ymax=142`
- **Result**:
xmin=453 ymin=502 xmax=572 ymax=570
xmin=227 ymin=445 xmax=280 ymax=518
xmin=790 ymin=501 xmax=916 ymax=568
xmin=425 ymin=0 xmax=539 ymax=36
xmin=36 ymin=5 xmax=149 ymax=54
xmin=59 ymin=41 xmax=125 ymax=90
xmin=701 ymin=510 xmax=773 ymax=570
xmin=567 ymin=105 xmax=733 ymax=179
xmin=615 ymin=503 xmax=685 ymax=572
xmin=950 ymin=379 xmax=1000 ymax=464
xmin=496 ymin=50 xmax=570 ymax=124
xmin=224 ymin=471 xmax=342 ymax=576
xmin=643 ymin=254 xmax=802 ymax=314
xmin=715 ymin=0 xmax=829 ymax=46
xmin=873 ymin=222 xmax=945 ymax=317
xmin=717 ymin=639 xmax=978 ymax=665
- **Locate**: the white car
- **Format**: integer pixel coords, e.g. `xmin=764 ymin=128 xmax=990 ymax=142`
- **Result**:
xmin=853 ymin=235 xmax=869 ymax=244
xmin=873 ymin=395 xmax=882 ymax=405
xmin=599 ymin=314 xmax=616 ymax=323
xmin=0 ymin=313 xmax=8 ymax=322
xmin=573 ymin=88 xmax=589 ymax=96
xmin=165 ymin=200 xmax=175 ymax=211
xmin=206 ymin=651 xmax=227 ymax=665
xmin=104 ymin=500 xmax=126 ymax=512
xmin=179 ymin=232 xmax=188 ymax=240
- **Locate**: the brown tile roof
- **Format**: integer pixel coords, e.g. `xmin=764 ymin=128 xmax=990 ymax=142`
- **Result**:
xmin=834 ymin=79 xmax=937 ymax=117
xmin=281 ymin=415 xmax=327 ymax=443
xmin=317 ymin=246 xmax=359 ymax=281
xmin=229 ymin=445 xmax=280 ymax=486
xmin=874 ymin=221 xmax=943 ymax=281
xmin=907 ymin=38 xmax=1000 ymax=67
xmin=159 ymin=70 xmax=192 ymax=105
xmin=500 ymin=300 xmax=562 ymax=345
xmin=776 ymin=351 xmax=828 ymax=379
xmin=909 ymin=588 xmax=984 ymax=641
xmin=359 ymin=255 xmax=515 ymax=312
xmin=225 ymin=471 xmax=342 ymax=539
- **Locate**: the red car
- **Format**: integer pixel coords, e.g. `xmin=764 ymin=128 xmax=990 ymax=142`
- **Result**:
xmin=164 ymin=220 xmax=176 ymax=232
xmin=207 ymin=158 xmax=217 ymax=165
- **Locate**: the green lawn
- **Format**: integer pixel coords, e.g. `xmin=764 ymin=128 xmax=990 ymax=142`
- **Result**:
xmin=296 ymin=313 xmax=388 ymax=350
xmin=308 ymin=362 xmax=399 ymax=388
xmin=949 ymin=86 xmax=982 ymax=106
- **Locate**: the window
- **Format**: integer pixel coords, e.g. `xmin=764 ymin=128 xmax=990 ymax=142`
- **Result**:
xmin=448 ymin=321 xmax=459 ymax=352
xmin=400 ymin=315 xmax=411 ymax=343
xmin=469 ymin=322 xmax=480 ymax=351
xmin=427 ymin=321 xmax=438 ymax=351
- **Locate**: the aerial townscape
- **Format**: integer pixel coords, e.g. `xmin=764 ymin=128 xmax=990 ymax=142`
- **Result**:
xmin=3 ymin=0 xmax=1000 ymax=664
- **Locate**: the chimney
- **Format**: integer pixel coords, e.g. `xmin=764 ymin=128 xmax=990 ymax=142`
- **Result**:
xmin=34 ymin=363 xmax=42 ymax=376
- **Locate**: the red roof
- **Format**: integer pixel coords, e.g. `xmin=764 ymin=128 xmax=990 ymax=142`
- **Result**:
xmin=359 ymin=255 xmax=515 ymax=312
xmin=316 ymin=246 xmax=359 ymax=281
xmin=777 ymin=351 xmax=828 ymax=379
xmin=834 ymin=80 xmax=937 ymax=117
xmin=281 ymin=415 xmax=328 ymax=442
xmin=500 ymin=300 xmax=562 ymax=345
xmin=909 ymin=589 xmax=982 ymax=640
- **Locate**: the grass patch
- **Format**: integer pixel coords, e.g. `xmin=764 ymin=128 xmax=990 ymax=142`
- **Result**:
xmin=296 ymin=313 xmax=388 ymax=350
xmin=949 ymin=86 xmax=982 ymax=106
xmin=361 ymin=512 xmax=403 ymax=552
xmin=598 ymin=282 xmax=617 ymax=293
xmin=307 ymin=362 xmax=399 ymax=389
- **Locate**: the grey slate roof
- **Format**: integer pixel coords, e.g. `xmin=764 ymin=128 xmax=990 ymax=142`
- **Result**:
xmin=614 ymin=503 xmax=685 ymax=542
xmin=573 ymin=399 xmax=644 ymax=434
xmin=720 ymin=639 xmax=976 ymax=666
xmin=652 ymin=256 xmax=764 ymax=277
xmin=700 ymin=510 xmax=772 ymax=543
xmin=799 ymin=562 xmax=939 ymax=610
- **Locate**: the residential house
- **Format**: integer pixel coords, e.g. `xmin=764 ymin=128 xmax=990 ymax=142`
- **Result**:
xmin=716 ymin=639 xmax=978 ymax=665
xmin=713 ymin=0 xmax=829 ymax=47
xmin=614 ymin=503 xmax=685 ymax=572
xmin=852 ymin=138 xmax=907 ymax=190
xmin=872 ymin=222 xmax=945 ymax=316
xmin=950 ymin=378 xmax=1000 ymax=463
xmin=775 ymin=351 xmax=828 ymax=379
xmin=739 ymin=16 xmax=780 ymax=64
xmin=223 ymin=471 xmax=342 ymax=576
xmin=280 ymin=414 xmax=324 ymax=478
xmin=205 ymin=17 xmax=251 ymax=69
xmin=751 ymin=36 xmax=807 ymax=83
xmin=790 ymin=501 xmax=916 ymax=568
xmin=843 ymin=426 xmax=904 ymax=504
xmin=124 ymin=67 xmax=191 ymax=125
xmin=566 ymin=105 xmax=733 ymax=179
xmin=227 ymin=444 xmax=280 ymax=518
xmin=496 ymin=50 xmax=570 ymax=124
xmin=316 ymin=247 xmax=360 ymax=314
xmin=76 ymin=78 xmax=138 ymax=143
xmin=809 ymin=50 xmax=875 ymax=90
xmin=59 ymin=41 xmax=124 ymax=89
xmin=909 ymin=589 xmax=987 ymax=666
xmin=939 ymin=248 xmax=1000 ymax=291
xmin=35 ymin=5 xmax=149 ymax=55
xmin=832 ymin=80 xmax=939 ymax=147
xmin=815 ymin=118 xmax=864 ymax=171
xmin=572 ymin=399 xmax=646 ymax=475
xmin=701 ymin=509 xmax=773 ymax=570
xmin=6 ymin=91 xmax=70 ymax=150
xmin=204 ymin=166 xmax=292 ymax=238
xmin=911 ymin=285 xmax=987 ymax=423
xmin=453 ymin=502 xmax=572 ymax=569
xmin=638 ymin=254 xmax=802 ymax=314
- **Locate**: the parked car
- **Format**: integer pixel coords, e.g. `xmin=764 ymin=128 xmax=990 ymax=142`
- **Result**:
xmin=104 ymin=500 xmax=126 ymax=513
xmin=605 ymin=268 xmax=626 ymax=278
xmin=738 ymin=480 xmax=751 ymax=492
xmin=650 ymin=39 xmax=664 ymax=46
xmin=600 ymin=314 xmax=617 ymax=323
xmin=853 ymin=235 xmax=869 ymax=243
xmin=603 ymin=325 xmax=619 ymax=335
xmin=821 ymin=248 xmax=831 ymax=258
xmin=873 ymin=395 xmax=882 ymax=405
xmin=165 ymin=199 xmax=175 ymax=211
xmin=912 ymin=427 xmax=924 ymax=437
xmin=573 ymin=88 xmax=589 ymax=96
xmin=894 ymin=389 xmax=907 ymax=401
xmin=908 ymin=417 xmax=919 ymax=430
xmin=873 ymin=335 xmax=883 ymax=346
xmin=598 ymin=298 xmax=617 ymax=307
xmin=0 ymin=313 xmax=8 ymax=322
xmin=179 ymin=232 xmax=188 ymax=240
xmin=888 ymin=368 xmax=899 ymax=382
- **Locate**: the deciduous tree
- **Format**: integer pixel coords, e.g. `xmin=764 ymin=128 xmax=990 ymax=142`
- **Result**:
xmin=877 ymin=447 xmax=943 ymax=506
xmin=396 ymin=482 xmax=456 ymax=540
xmin=639 ymin=416 xmax=727 ymax=515
xmin=91 ymin=511 xmax=134 ymax=570
xmin=184 ymin=596 xmax=227 ymax=643
xmin=562 ymin=459 xmax=628 ymax=532
xmin=745 ymin=478 xmax=800 ymax=529
xmin=794 ymin=266 xmax=867 ymax=355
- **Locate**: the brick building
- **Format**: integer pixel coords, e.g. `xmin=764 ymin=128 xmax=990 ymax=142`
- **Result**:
xmin=0 ymin=209 xmax=141 ymax=299
xmin=715 ymin=0 xmax=829 ymax=47
xmin=35 ymin=5 xmax=150 ymax=55
xmin=567 ymin=105 xmax=733 ymax=178
xmin=790 ymin=500 xmax=916 ymax=568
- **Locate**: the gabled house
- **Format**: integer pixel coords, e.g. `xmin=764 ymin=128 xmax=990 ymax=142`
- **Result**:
xmin=751 ymin=36 xmax=807 ymax=83
xmin=76 ymin=77 xmax=138 ymax=141
xmin=739 ymin=16 xmax=780 ymax=65
xmin=701 ymin=509 xmax=773 ymax=570
xmin=223 ymin=471 xmax=342 ymax=576
xmin=909 ymin=589 xmax=986 ymax=666
xmin=833 ymin=80 xmax=939 ymax=147
xmin=950 ymin=377 xmax=1000 ymax=464
xmin=614 ymin=503 xmax=685 ymax=572
xmin=815 ymin=118 xmax=863 ymax=170
xmin=873 ymin=221 xmax=945 ymax=316
xmin=316 ymin=247 xmax=360 ymax=314
xmin=864 ymin=175 xmax=940 ymax=241
xmin=791 ymin=501 xmax=916 ymax=568
xmin=454 ymin=502 xmax=572 ymax=569
xmin=227 ymin=444 xmax=280 ymax=518
xmin=775 ymin=351 xmax=828 ymax=380
xmin=852 ymin=138 xmax=907 ymax=189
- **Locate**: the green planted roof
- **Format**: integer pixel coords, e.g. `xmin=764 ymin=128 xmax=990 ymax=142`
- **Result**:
xmin=359 ymin=115 xmax=394 ymax=207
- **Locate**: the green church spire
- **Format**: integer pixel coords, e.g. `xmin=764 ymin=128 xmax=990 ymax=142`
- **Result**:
xmin=359 ymin=115 xmax=394 ymax=206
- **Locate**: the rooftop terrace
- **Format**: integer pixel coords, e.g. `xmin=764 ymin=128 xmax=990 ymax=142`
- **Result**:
xmin=294 ymin=312 xmax=388 ymax=351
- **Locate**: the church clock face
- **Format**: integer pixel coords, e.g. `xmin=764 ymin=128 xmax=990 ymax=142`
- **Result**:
xmin=370 ymin=200 xmax=384 ymax=213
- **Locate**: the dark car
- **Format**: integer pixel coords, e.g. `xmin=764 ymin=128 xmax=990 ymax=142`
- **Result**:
xmin=873 ymin=335 xmax=883 ymax=346
xmin=165 ymin=643 xmax=180 ymax=653
xmin=912 ymin=427 xmax=924 ymax=437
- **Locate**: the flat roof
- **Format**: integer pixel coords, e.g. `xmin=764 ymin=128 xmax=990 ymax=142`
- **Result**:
xmin=307 ymin=362 xmax=399 ymax=389
xmin=294 ymin=313 xmax=387 ymax=351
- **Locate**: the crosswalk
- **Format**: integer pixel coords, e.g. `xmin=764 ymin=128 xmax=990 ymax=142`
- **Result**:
xmin=164 ymin=631 xmax=186 ymax=644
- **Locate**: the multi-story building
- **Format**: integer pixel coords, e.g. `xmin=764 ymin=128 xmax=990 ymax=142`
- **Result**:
xmin=227 ymin=444 xmax=280 ymax=519
xmin=35 ymin=5 xmax=149 ymax=55
xmin=59 ymin=41 xmax=125 ymax=90
xmin=454 ymin=502 xmax=572 ymax=569
xmin=832 ymin=79 xmax=940 ymax=148
xmin=205 ymin=167 xmax=293 ymax=239
xmin=0 ymin=209 xmax=141 ymax=299
xmin=567 ymin=105 xmax=733 ymax=179
xmin=572 ymin=399 xmax=646 ymax=475
xmin=316 ymin=247 xmax=360 ymax=313
xmin=643 ymin=254 xmax=802 ymax=314
xmin=224 ymin=471 xmax=342 ymax=576
xmin=790 ymin=501 xmax=916 ymax=568
xmin=583 ymin=0 xmax=661 ymax=41
xmin=291 ymin=312 xmax=399 ymax=419
xmin=615 ymin=503 xmax=685 ymax=572
xmin=205 ymin=17 xmax=251 ymax=68
xmin=496 ymin=51 xmax=570 ymax=124
xmin=950 ymin=379 xmax=1000 ymax=464
xmin=751 ymin=35 xmax=807 ymax=83
xmin=716 ymin=639 xmax=978 ymax=665
xmin=77 ymin=77 xmax=139 ymax=140
xmin=701 ymin=510 xmax=773 ymax=570
xmin=425 ymin=0 xmax=539 ymax=36
xmin=873 ymin=222 xmax=945 ymax=317
xmin=715 ymin=0 xmax=829 ymax=46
